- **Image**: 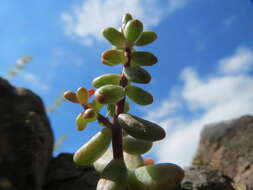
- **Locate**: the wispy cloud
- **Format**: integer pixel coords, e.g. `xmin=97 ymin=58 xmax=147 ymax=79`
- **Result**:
xmin=168 ymin=0 xmax=193 ymax=13
xmin=21 ymin=72 xmax=50 ymax=92
xmin=62 ymin=0 xmax=194 ymax=45
xmin=145 ymin=46 xmax=253 ymax=167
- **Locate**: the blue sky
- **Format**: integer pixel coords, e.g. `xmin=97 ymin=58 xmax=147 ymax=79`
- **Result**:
xmin=1 ymin=0 xmax=253 ymax=167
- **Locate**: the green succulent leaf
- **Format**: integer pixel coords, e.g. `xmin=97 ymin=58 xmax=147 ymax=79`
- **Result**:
xmin=128 ymin=163 xmax=185 ymax=190
xmin=102 ymin=27 xmax=126 ymax=48
xmin=95 ymin=85 xmax=125 ymax=104
xmin=123 ymin=19 xmax=143 ymax=44
xmin=124 ymin=152 xmax=144 ymax=172
xmin=73 ymin=128 xmax=112 ymax=166
xmin=132 ymin=51 xmax=158 ymax=66
xmin=126 ymin=85 xmax=153 ymax=105
xmin=75 ymin=113 xmax=88 ymax=131
xmin=97 ymin=159 xmax=128 ymax=190
xmin=135 ymin=30 xmax=157 ymax=46
xmin=92 ymin=73 xmax=121 ymax=88
xmin=93 ymin=149 xmax=113 ymax=173
xmin=117 ymin=113 xmax=165 ymax=142
xmin=123 ymin=136 xmax=153 ymax=155
xmin=123 ymin=66 xmax=151 ymax=84
xmin=102 ymin=49 xmax=127 ymax=66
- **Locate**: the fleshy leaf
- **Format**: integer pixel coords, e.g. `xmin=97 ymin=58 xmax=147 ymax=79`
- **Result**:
xmin=135 ymin=30 xmax=157 ymax=46
xmin=123 ymin=136 xmax=153 ymax=155
xmin=126 ymin=85 xmax=153 ymax=105
xmin=92 ymin=73 xmax=121 ymax=88
xmin=123 ymin=19 xmax=143 ymax=44
xmin=102 ymin=50 xmax=127 ymax=66
xmin=123 ymin=66 xmax=151 ymax=84
xmin=95 ymin=85 xmax=125 ymax=104
xmin=102 ymin=27 xmax=126 ymax=48
xmin=132 ymin=51 xmax=157 ymax=66
xmin=73 ymin=128 xmax=112 ymax=166
xmin=117 ymin=113 xmax=165 ymax=142
xmin=128 ymin=163 xmax=184 ymax=190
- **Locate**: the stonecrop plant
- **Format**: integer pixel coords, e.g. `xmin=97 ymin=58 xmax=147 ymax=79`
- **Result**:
xmin=64 ymin=13 xmax=184 ymax=190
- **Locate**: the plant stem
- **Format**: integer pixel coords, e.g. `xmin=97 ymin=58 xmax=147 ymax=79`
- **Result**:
xmin=111 ymin=47 xmax=131 ymax=160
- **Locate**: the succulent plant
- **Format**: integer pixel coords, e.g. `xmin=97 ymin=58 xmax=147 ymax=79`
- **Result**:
xmin=64 ymin=13 xmax=184 ymax=190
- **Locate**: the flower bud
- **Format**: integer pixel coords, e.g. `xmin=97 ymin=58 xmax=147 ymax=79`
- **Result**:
xmin=97 ymin=159 xmax=127 ymax=190
xmin=128 ymin=163 xmax=184 ymax=190
xmin=76 ymin=87 xmax=89 ymax=104
xmin=126 ymin=85 xmax=153 ymax=105
xmin=123 ymin=19 xmax=143 ymax=43
xmin=123 ymin=66 xmax=151 ymax=84
xmin=95 ymin=85 xmax=125 ymax=104
xmin=102 ymin=27 xmax=126 ymax=48
xmin=75 ymin=113 xmax=87 ymax=131
xmin=73 ymin=128 xmax=112 ymax=166
xmin=144 ymin=157 xmax=154 ymax=165
xmin=135 ymin=30 xmax=157 ymax=46
xmin=132 ymin=51 xmax=157 ymax=66
xmin=102 ymin=50 xmax=127 ymax=66
xmin=92 ymin=73 xmax=121 ymax=88
xmin=117 ymin=113 xmax=165 ymax=142
xmin=63 ymin=91 xmax=79 ymax=103
xmin=123 ymin=136 xmax=153 ymax=155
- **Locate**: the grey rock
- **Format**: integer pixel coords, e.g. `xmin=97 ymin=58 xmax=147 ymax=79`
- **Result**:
xmin=44 ymin=153 xmax=99 ymax=190
xmin=178 ymin=166 xmax=234 ymax=190
xmin=0 ymin=77 xmax=54 ymax=190
xmin=193 ymin=115 xmax=253 ymax=190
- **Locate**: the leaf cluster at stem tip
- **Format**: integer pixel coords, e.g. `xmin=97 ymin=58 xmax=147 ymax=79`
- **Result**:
xmin=63 ymin=13 xmax=184 ymax=190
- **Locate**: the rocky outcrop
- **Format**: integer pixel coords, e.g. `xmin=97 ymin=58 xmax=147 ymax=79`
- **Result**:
xmin=179 ymin=166 xmax=234 ymax=190
xmin=0 ymin=78 xmax=54 ymax=190
xmin=44 ymin=153 xmax=99 ymax=190
xmin=193 ymin=115 xmax=253 ymax=190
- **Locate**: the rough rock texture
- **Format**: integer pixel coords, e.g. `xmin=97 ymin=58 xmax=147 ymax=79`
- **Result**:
xmin=0 ymin=77 xmax=54 ymax=190
xmin=44 ymin=153 xmax=99 ymax=190
xmin=193 ymin=115 xmax=253 ymax=190
xmin=179 ymin=166 xmax=234 ymax=190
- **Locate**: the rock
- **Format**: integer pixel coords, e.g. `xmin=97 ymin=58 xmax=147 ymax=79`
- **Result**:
xmin=0 ymin=77 xmax=54 ymax=190
xmin=44 ymin=153 xmax=99 ymax=190
xmin=179 ymin=166 xmax=234 ymax=190
xmin=193 ymin=115 xmax=253 ymax=190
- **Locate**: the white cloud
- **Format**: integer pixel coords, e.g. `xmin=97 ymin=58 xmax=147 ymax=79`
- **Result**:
xmin=168 ymin=0 xmax=193 ymax=13
xmin=62 ymin=0 xmax=164 ymax=45
xmin=145 ymin=46 xmax=253 ymax=167
xmin=62 ymin=0 xmax=194 ymax=45
xmin=219 ymin=47 xmax=253 ymax=74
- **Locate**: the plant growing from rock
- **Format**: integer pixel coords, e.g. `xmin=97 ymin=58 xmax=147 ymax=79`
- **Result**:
xmin=64 ymin=13 xmax=184 ymax=190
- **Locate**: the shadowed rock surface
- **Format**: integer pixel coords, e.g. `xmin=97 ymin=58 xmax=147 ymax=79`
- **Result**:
xmin=194 ymin=115 xmax=253 ymax=190
xmin=0 ymin=77 xmax=54 ymax=190
xmin=44 ymin=153 xmax=99 ymax=190
xmin=179 ymin=166 xmax=234 ymax=190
